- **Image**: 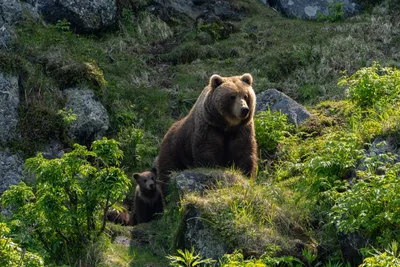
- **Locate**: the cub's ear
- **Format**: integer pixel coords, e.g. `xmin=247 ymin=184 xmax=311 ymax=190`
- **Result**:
xmin=210 ymin=74 xmax=223 ymax=90
xmin=133 ymin=173 xmax=140 ymax=182
xmin=151 ymin=167 xmax=157 ymax=175
xmin=240 ymin=73 xmax=253 ymax=86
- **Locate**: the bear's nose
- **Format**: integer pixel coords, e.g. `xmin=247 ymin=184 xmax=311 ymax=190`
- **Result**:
xmin=149 ymin=183 xmax=154 ymax=189
xmin=241 ymin=107 xmax=249 ymax=117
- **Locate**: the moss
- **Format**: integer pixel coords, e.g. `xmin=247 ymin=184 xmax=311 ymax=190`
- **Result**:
xmin=16 ymin=103 xmax=70 ymax=157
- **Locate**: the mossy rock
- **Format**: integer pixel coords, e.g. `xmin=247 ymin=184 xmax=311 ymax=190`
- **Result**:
xmin=170 ymin=169 xmax=317 ymax=260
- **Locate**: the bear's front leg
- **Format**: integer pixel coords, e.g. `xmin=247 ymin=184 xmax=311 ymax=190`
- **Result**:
xmin=229 ymin=127 xmax=258 ymax=178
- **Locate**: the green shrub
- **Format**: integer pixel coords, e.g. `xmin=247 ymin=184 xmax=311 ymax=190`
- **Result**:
xmin=1 ymin=138 xmax=130 ymax=264
xmin=338 ymin=62 xmax=400 ymax=108
xmin=359 ymin=241 xmax=400 ymax=267
xmin=254 ymin=110 xmax=293 ymax=156
xmin=117 ymin=124 xmax=159 ymax=172
xmin=330 ymin=156 xmax=400 ymax=246
xmin=219 ymin=250 xmax=299 ymax=267
xmin=317 ymin=2 xmax=345 ymax=22
xmin=167 ymin=247 xmax=216 ymax=267
xmin=298 ymin=132 xmax=364 ymax=200
xmin=0 ymin=222 xmax=44 ymax=267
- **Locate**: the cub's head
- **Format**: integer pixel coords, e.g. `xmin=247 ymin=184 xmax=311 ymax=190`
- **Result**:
xmin=133 ymin=168 xmax=157 ymax=192
xmin=209 ymin=73 xmax=256 ymax=126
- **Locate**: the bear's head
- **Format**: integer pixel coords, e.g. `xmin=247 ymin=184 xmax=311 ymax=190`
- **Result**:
xmin=133 ymin=168 xmax=157 ymax=192
xmin=208 ymin=73 xmax=255 ymax=126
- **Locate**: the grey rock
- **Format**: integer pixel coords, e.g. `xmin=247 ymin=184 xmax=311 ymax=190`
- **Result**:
xmin=37 ymin=0 xmax=118 ymax=33
xmin=0 ymin=150 xmax=24 ymax=195
xmin=64 ymin=88 xmax=109 ymax=145
xmin=268 ymin=0 xmax=361 ymax=20
xmin=0 ymin=0 xmax=22 ymax=27
xmin=358 ymin=136 xmax=400 ymax=174
xmin=42 ymin=139 xmax=64 ymax=159
xmin=174 ymin=169 xmax=249 ymax=195
xmin=0 ymin=73 xmax=19 ymax=143
xmin=256 ymin=89 xmax=311 ymax=126
xmin=20 ymin=1 xmax=41 ymax=21
xmin=0 ymin=25 xmax=12 ymax=49
xmin=113 ymin=236 xmax=131 ymax=246
xmin=175 ymin=171 xmax=212 ymax=194
xmin=151 ymin=0 xmax=242 ymax=22
xmin=183 ymin=205 xmax=228 ymax=259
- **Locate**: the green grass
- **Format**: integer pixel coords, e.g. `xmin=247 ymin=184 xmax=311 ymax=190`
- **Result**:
xmin=102 ymin=243 xmax=168 ymax=267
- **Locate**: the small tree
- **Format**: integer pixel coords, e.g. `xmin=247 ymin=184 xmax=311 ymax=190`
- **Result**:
xmin=1 ymin=138 xmax=130 ymax=264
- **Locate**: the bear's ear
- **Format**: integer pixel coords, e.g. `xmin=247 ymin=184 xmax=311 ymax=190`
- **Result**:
xmin=210 ymin=74 xmax=223 ymax=90
xmin=151 ymin=167 xmax=157 ymax=175
xmin=133 ymin=173 xmax=140 ymax=182
xmin=240 ymin=73 xmax=253 ymax=86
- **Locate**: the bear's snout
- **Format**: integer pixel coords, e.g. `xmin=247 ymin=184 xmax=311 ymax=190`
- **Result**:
xmin=148 ymin=182 xmax=155 ymax=190
xmin=240 ymin=107 xmax=249 ymax=118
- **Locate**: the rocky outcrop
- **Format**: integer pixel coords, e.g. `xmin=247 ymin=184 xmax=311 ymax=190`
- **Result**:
xmin=268 ymin=0 xmax=361 ymax=20
xmin=0 ymin=73 xmax=20 ymax=143
xmin=0 ymin=150 xmax=24 ymax=195
xmin=64 ymin=88 xmax=109 ymax=145
xmin=42 ymin=139 xmax=64 ymax=159
xmin=37 ymin=0 xmax=118 ymax=33
xmin=256 ymin=89 xmax=311 ymax=126
xmin=183 ymin=205 xmax=228 ymax=259
xmin=0 ymin=26 xmax=12 ymax=49
xmin=0 ymin=0 xmax=22 ymax=27
xmin=150 ymin=0 xmax=243 ymax=23
xmin=172 ymin=169 xmax=316 ymax=260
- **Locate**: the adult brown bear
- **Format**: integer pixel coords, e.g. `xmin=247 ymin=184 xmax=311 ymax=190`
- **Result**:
xmin=157 ymin=73 xmax=258 ymax=194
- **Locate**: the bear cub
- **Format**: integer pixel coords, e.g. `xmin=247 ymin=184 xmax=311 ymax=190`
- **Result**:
xmin=131 ymin=168 xmax=164 ymax=225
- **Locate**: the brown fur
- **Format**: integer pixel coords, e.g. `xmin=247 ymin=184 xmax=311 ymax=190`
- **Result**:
xmin=106 ymin=207 xmax=130 ymax=226
xmin=131 ymin=168 xmax=164 ymax=225
xmin=157 ymin=73 xmax=258 ymax=194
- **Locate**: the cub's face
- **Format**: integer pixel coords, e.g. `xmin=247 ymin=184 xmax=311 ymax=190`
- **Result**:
xmin=210 ymin=73 xmax=255 ymax=126
xmin=133 ymin=168 xmax=157 ymax=192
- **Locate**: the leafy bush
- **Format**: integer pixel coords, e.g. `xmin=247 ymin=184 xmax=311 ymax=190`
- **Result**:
xmin=254 ymin=110 xmax=292 ymax=156
xmin=219 ymin=250 xmax=299 ymax=267
xmin=0 ymin=222 xmax=44 ymax=267
xmin=359 ymin=241 xmax=400 ymax=267
xmin=317 ymin=2 xmax=345 ymax=22
xmin=298 ymin=132 xmax=364 ymax=200
xmin=338 ymin=62 xmax=400 ymax=108
xmin=1 ymin=138 xmax=130 ymax=264
xmin=330 ymin=156 xmax=400 ymax=246
xmin=117 ymin=124 xmax=159 ymax=172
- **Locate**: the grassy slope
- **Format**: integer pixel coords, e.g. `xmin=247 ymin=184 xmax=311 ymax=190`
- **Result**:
xmin=3 ymin=0 xmax=400 ymax=265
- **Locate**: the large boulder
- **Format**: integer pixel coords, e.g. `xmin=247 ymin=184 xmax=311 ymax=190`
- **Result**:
xmin=37 ymin=0 xmax=118 ymax=33
xmin=0 ymin=73 xmax=20 ymax=143
xmin=0 ymin=150 xmax=24 ymax=195
xmin=150 ymin=0 xmax=243 ymax=23
xmin=172 ymin=169 xmax=316 ymax=260
xmin=268 ymin=0 xmax=361 ymax=20
xmin=256 ymin=89 xmax=311 ymax=126
xmin=64 ymin=88 xmax=109 ymax=145
xmin=0 ymin=0 xmax=22 ymax=27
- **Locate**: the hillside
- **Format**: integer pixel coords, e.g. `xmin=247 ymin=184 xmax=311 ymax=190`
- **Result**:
xmin=1 ymin=0 xmax=400 ymax=266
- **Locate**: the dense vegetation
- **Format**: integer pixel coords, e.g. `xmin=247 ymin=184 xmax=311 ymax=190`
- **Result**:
xmin=1 ymin=0 xmax=400 ymax=266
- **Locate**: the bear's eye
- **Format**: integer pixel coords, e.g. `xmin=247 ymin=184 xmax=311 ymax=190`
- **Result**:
xmin=244 ymin=94 xmax=248 ymax=100
xmin=230 ymin=95 xmax=236 ymax=100
xmin=143 ymin=179 xmax=147 ymax=183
